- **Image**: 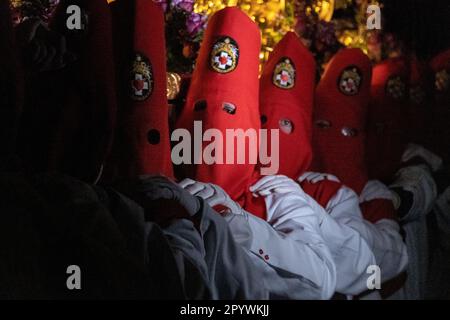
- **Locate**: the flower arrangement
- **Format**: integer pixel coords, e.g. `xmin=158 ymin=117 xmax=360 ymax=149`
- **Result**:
xmin=10 ymin=0 xmax=207 ymax=74
xmin=294 ymin=1 xmax=341 ymax=76
xmin=156 ymin=0 xmax=207 ymax=73
xmin=10 ymin=0 xmax=59 ymax=25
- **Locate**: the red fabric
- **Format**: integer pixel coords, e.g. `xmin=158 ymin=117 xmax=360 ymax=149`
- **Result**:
xmin=258 ymin=32 xmax=316 ymax=180
xmin=244 ymin=32 xmax=316 ymax=219
xmin=109 ymin=0 xmax=173 ymax=179
xmin=175 ymin=7 xmax=261 ymax=204
xmin=311 ymin=48 xmax=372 ymax=195
xmin=244 ymin=172 xmax=268 ymax=219
xmin=407 ymin=55 xmax=432 ymax=145
xmin=430 ymin=48 xmax=450 ymax=79
xmin=360 ymin=199 xmax=397 ymax=224
xmin=300 ymin=180 xmax=343 ymax=209
xmin=366 ymin=57 xmax=409 ymax=183
xmin=428 ymin=48 xmax=450 ymax=162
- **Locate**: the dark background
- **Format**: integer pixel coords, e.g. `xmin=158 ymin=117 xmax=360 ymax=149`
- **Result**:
xmin=383 ymin=0 xmax=450 ymax=59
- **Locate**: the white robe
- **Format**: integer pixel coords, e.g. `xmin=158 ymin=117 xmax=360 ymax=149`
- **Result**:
xmin=298 ymin=193 xmax=377 ymax=296
xmin=168 ymin=199 xmax=270 ymax=300
xmin=426 ymin=186 xmax=450 ymax=299
xmin=323 ymin=181 xmax=408 ymax=294
xmin=225 ymin=187 xmax=337 ymax=300
xmin=389 ymin=164 xmax=437 ymax=299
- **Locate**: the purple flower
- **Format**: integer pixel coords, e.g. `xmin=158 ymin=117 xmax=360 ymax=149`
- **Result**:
xmin=186 ymin=12 xmax=205 ymax=37
xmin=43 ymin=0 xmax=60 ymax=21
xmin=316 ymin=21 xmax=337 ymax=47
xmin=154 ymin=0 xmax=168 ymax=12
xmin=172 ymin=0 xmax=194 ymax=12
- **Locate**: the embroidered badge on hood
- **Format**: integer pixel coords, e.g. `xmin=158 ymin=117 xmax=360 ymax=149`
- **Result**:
xmin=386 ymin=75 xmax=406 ymax=100
xmin=338 ymin=66 xmax=362 ymax=96
xmin=210 ymin=36 xmax=239 ymax=74
xmin=131 ymin=52 xmax=153 ymax=101
xmin=435 ymin=69 xmax=449 ymax=92
xmin=273 ymin=57 xmax=296 ymax=89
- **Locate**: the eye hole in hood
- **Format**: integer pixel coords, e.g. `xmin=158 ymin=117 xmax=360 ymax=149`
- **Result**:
xmin=261 ymin=115 xmax=268 ymax=125
xmin=194 ymin=100 xmax=207 ymax=111
xmin=279 ymin=118 xmax=293 ymax=134
xmin=222 ymin=102 xmax=236 ymax=115
xmin=341 ymin=127 xmax=358 ymax=137
xmin=315 ymin=119 xmax=332 ymax=129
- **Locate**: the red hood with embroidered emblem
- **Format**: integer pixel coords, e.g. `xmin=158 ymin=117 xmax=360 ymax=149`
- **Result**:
xmin=311 ymin=48 xmax=372 ymax=195
xmin=108 ymin=0 xmax=173 ymax=179
xmin=366 ymin=57 xmax=409 ymax=183
xmin=175 ymin=7 xmax=261 ymax=204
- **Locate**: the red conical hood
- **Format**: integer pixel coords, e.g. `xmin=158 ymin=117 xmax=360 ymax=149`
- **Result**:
xmin=109 ymin=0 xmax=173 ymax=179
xmin=407 ymin=55 xmax=432 ymax=145
xmin=428 ymin=48 xmax=450 ymax=161
xmin=259 ymin=31 xmax=316 ymax=180
xmin=175 ymin=7 xmax=261 ymax=203
xmin=366 ymin=57 xmax=409 ymax=183
xmin=311 ymin=48 xmax=372 ymax=195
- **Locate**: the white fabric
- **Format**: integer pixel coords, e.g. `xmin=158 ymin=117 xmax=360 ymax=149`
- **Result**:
xmin=182 ymin=177 xmax=337 ymax=299
xmin=305 ymin=197 xmax=376 ymax=295
xmin=196 ymin=202 xmax=270 ymax=300
xmin=253 ymin=176 xmax=376 ymax=296
xmin=426 ymin=187 xmax=450 ymax=299
xmin=250 ymin=175 xmax=304 ymax=196
xmin=359 ymin=180 xmax=394 ymax=203
xmin=166 ymin=179 xmax=270 ymax=300
xmin=298 ymin=171 xmax=341 ymax=184
xmin=435 ymin=187 xmax=450 ymax=241
xmin=326 ymin=184 xmax=408 ymax=285
xmin=402 ymin=143 xmax=443 ymax=172
xmin=390 ymin=165 xmax=438 ymax=222
xmin=180 ymin=178 xmax=243 ymax=215
xmin=226 ymin=205 xmax=337 ymax=299
xmin=389 ymin=164 xmax=437 ymax=299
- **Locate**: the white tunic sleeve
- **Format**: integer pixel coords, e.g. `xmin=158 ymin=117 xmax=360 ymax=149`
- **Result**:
xmin=226 ymin=191 xmax=337 ymax=300
xmin=306 ymin=195 xmax=377 ymax=296
xmin=326 ymin=184 xmax=408 ymax=283
xmin=388 ymin=164 xmax=437 ymax=299
xmin=390 ymin=164 xmax=438 ymax=222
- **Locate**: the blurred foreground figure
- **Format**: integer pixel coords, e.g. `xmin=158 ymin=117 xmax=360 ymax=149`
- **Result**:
xmin=1 ymin=0 xmax=199 ymax=299
xmin=15 ymin=0 xmax=116 ymax=183
xmin=0 ymin=0 xmax=41 ymax=299
xmin=0 ymin=0 xmax=213 ymax=299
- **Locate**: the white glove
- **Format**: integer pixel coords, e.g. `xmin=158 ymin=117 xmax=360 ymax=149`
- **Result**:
xmin=390 ymin=165 xmax=438 ymax=219
xmin=298 ymin=172 xmax=341 ymax=184
xmin=250 ymin=175 xmax=303 ymax=197
xmin=179 ymin=179 xmax=243 ymax=216
xmin=402 ymin=143 xmax=443 ymax=172
xmin=359 ymin=180 xmax=394 ymax=203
